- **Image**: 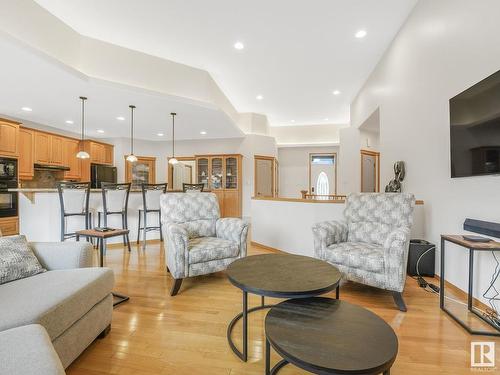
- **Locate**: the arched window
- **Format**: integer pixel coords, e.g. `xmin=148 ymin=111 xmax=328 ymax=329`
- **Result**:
xmin=316 ymin=172 xmax=329 ymax=198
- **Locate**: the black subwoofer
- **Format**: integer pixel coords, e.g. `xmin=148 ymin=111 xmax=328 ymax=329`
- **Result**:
xmin=407 ymin=239 xmax=435 ymax=277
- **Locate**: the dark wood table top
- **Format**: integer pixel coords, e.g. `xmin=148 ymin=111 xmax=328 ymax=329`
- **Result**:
xmin=266 ymin=297 xmax=398 ymax=374
xmin=76 ymin=229 xmax=129 ymax=239
xmin=226 ymin=254 xmax=341 ymax=298
xmin=441 ymin=235 xmax=500 ymax=250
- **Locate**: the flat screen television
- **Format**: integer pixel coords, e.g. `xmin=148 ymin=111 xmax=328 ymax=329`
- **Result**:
xmin=450 ymin=69 xmax=500 ymax=178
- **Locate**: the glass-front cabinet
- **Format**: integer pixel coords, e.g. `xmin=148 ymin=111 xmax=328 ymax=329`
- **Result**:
xmin=195 ymin=154 xmax=242 ymax=217
xmin=225 ymin=156 xmax=238 ymax=189
xmin=211 ymin=157 xmax=223 ymax=190
xmin=197 ymin=157 xmax=209 ymax=190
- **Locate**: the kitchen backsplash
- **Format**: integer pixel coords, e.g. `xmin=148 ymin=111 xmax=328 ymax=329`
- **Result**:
xmin=20 ymin=170 xmax=66 ymax=188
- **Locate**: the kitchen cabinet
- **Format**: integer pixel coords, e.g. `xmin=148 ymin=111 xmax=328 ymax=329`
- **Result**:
xmin=196 ymin=154 xmax=242 ymax=217
xmin=50 ymin=135 xmax=64 ymax=165
xmin=90 ymin=142 xmax=105 ymax=164
xmin=18 ymin=128 xmax=34 ymax=179
xmin=0 ymin=119 xmax=19 ymax=157
xmin=34 ymin=131 xmax=50 ymax=164
xmin=104 ymin=144 xmax=113 ymax=165
xmin=0 ymin=217 xmax=19 ymax=236
xmin=63 ymin=138 xmax=81 ymax=180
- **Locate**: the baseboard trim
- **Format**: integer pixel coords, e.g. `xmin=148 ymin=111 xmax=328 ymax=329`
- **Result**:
xmin=251 ymin=241 xmax=285 ymax=254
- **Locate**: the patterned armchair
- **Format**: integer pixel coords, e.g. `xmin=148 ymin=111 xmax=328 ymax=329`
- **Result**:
xmin=312 ymin=193 xmax=415 ymax=311
xmin=160 ymin=193 xmax=249 ymax=296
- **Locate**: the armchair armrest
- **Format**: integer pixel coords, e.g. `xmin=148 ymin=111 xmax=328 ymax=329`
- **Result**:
xmin=165 ymin=223 xmax=189 ymax=279
xmin=312 ymin=220 xmax=348 ymax=259
xmin=216 ymin=218 xmax=250 ymax=258
xmin=29 ymin=242 xmax=93 ymax=270
xmin=383 ymin=227 xmax=411 ymax=292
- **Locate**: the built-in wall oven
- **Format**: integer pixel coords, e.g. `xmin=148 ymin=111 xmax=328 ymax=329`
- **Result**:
xmin=0 ymin=158 xmax=18 ymax=217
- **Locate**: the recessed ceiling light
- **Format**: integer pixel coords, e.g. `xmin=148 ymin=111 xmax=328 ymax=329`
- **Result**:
xmin=97 ymin=129 xmax=105 ymax=134
xmin=21 ymin=107 xmax=32 ymax=112
xmin=65 ymin=120 xmax=74 ymax=124
xmin=332 ymin=90 xmax=341 ymax=95
xmin=200 ymin=131 xmax=207 ymax=135
xmin=157 ymin=133 xmax=164 ymax=137
xmin=234 ymin=41 xmax=244 ymax=50
xmin=355 ymin=30 xmax=367 ymax=38
xmin=324 ymin=118 xmax=329 ymax=121
xmin=256 ymin=95 xmax=264 ymax=100
xmin=116 ymin=116 xmax=125 ymax=121
xmin=290 ymin=120 xmax=295 ymax=123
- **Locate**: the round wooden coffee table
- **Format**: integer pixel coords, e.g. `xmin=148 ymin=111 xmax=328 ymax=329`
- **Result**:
xmin=265 ymin=297 xmax=398 ymax=375
xmin=226 ymin=254 xmax=341 ymax=361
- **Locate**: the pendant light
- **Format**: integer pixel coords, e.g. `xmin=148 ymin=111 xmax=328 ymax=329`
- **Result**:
xmin=126 ymin=105 xmax=138 ymax=163
xmin=76 ymin=96 xmax=90 ymax=159
xmin=168 ymin=112 xmax=178 ymax=165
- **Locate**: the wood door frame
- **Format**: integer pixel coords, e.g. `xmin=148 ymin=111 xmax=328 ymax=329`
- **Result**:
xmin=308 ymin=152 xmax=338 ymax=195
xmin=254 ymin=155 xmax=276 ymax=198
xmin=360 ymin=149 xmax=380 ymax=192
xmin=167 ymin=156 xmax=195 ymax=189
xmin=125 ymin=155 xmax=157 ymax=184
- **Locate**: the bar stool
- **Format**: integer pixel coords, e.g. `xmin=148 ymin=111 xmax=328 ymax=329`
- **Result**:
xmin=97 ymin=182 xmax=132 ymax=252
xmin=182 ymin=183 xmax=204 ymax=192
xmin=137 ymin=183 xmax=167 ymax=248
xmin=57 ymin=182 xmax=92 ymax=242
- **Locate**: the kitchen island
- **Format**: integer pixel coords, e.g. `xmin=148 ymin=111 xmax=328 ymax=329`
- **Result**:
xmin=12 ymin=188 xmax=162 ymax=244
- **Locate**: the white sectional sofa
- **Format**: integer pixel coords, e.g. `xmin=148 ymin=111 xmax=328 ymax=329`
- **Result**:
xmin=0 ymin=241 xmax=114 ymax=372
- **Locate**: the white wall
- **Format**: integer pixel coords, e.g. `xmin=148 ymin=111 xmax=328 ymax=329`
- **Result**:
xmin=349 ymin=0 xmax=500 ymax=301
xmin=269 ymin=123 xmax=345 ymax=146
xmin=105 ymin=134 xmax=277 ymax=218
xmin=278 ymin=146 xmax=339 ymax=198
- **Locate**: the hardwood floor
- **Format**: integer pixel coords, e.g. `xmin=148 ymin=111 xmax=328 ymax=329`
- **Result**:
xmin=67 ymin=242 xmax=500 ymax=374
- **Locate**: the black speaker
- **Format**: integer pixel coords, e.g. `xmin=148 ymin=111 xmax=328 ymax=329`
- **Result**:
xmin=407 ymin=239 xmax=435 ymax=277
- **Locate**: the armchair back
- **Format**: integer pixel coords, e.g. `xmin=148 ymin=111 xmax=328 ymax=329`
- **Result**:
xmin=344 ymin=193 xmax=414 ymax=245
xmin=160 ymin=193 xmax=220 ymax=238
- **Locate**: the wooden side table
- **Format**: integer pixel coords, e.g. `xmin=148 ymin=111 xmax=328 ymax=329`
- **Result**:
xmin=440 ymin=234 xmax=500 ymax=336
xmin=76 ymin=228 xmax=130 ymax=307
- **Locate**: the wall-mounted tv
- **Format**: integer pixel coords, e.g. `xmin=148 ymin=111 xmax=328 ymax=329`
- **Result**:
xmin=450 ymin=69 xmax=500 ymax=178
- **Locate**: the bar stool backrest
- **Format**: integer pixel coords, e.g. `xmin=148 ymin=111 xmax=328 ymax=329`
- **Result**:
xmin=141 ymin=183 xmax=167 ymax=211
xmin=183 ymin=183 xmax=204 ymax=193
xmin=101 ymin=183 xmax=131 ymax=213
xmin=57 ymin=182 xmax=90 ymax=215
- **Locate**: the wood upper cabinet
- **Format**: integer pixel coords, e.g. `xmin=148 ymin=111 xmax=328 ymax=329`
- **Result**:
xmin=18 ymin=128 xmax=34 ymax=179
xmin=50 ymin=135 xmax=64 ymax=165
xmin=0 ymin=119 xmax=20 ymax=157
xmin=63 ymin=138 xmax=81 ymax=180
xmin=34 ymin=131 xmax=50 ymax=164
xmin=104 ymin=144 xmax=113 ymax=165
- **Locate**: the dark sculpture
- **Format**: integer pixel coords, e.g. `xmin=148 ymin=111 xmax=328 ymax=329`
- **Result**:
xmin=385 ymin=161 xmax=405 ymax=192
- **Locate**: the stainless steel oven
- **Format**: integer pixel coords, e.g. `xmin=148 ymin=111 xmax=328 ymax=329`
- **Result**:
xmin=0 ymin=158 xmax=18 ymax=218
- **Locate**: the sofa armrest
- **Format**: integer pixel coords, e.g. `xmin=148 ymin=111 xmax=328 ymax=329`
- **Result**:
xmin=216 ymin=218 xmax=250 ymax=258
xmin=29 ymin=242 xmax=93 ymax=270
xmin=383 ymin=227 xmax=411 ymax=292
xmin=165 ymin=223 xmax=189 ymax=279
xmin=311 ymin=220 xmax=348 ymax=259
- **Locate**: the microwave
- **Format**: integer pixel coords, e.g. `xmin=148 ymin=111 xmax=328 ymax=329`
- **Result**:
xmin=0 ymin=158 xmax=17 ymax=180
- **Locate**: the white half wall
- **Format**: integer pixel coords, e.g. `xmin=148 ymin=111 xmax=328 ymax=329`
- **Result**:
xmin=349 ymin=0 xmax=500 ymax=302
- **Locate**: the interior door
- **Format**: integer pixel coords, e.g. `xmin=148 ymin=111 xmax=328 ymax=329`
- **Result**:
xmin=254 ymin=157 xmax=274 ymax=197
xmin=361 ymin=151 xmax=380 ymax=192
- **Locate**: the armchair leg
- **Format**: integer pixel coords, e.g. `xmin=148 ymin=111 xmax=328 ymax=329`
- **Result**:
xmin=170 ymin=278 xmax=183 ymax=296
xmin=392 ymin=292 xmax=407 ymax=312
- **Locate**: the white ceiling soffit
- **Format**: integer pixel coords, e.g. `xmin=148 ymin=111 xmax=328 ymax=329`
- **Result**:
xmin=33 ymin=0 xmax=417 ymax=126
xmin=0 ymin=35 xmax=243 ymax=141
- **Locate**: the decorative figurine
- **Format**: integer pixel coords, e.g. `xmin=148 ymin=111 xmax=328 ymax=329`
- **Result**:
xmin=385 ymin=161 xmax=405 ymax=192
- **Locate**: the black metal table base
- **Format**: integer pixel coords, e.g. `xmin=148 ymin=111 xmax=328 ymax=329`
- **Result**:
xmin=440 ymin=238 xmax=500 ymax=336
xmin=227 ymin=293 xmax=274 ymax=361
xmin=112 ymin=292 xmax=130 ymax=307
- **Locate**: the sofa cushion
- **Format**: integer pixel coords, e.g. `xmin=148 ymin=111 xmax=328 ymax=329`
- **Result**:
xmin=347 ymin=221 xmax=392 ymax=246
xmin=0 ymin=324 xmax=65 ymax=375
xmin=188 ymin=237 xmax=239 ymax=264
xmin=0 ymin=267 xmax=114 ymax=340
xmin=325 ymin=242 xmax=385 ymax=273
xmin=0 ymin=235 xmax=45 ymax=285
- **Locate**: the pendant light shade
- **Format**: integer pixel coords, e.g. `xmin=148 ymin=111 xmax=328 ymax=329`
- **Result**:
xmin=126 ymin=105 xmax=138 ymax=163
xmin=76 ymin=96 xmax=90 ymax=159
xmin=168 ymin=112 xmax=178 ymax=165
